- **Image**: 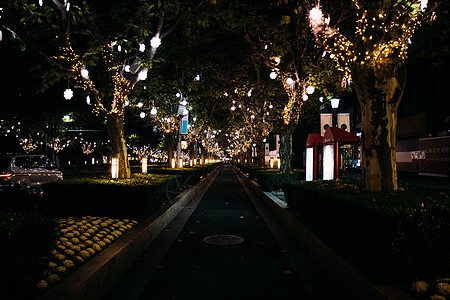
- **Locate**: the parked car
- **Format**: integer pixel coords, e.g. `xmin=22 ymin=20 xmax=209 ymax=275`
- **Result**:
xmin=0 ymin=177 xmax=43 ymax=210
xmin=0 ymin=154 xmax=63 ymax=186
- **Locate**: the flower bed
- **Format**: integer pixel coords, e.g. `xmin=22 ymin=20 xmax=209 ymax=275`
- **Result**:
xmin=37 ymin=216 xmax=138 ymax=295
xmin=283 ymin=179 xmax=450 ymax=297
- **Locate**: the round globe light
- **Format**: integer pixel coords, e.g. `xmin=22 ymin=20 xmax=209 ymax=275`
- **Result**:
xmin=309 ymin=7 xmax=323 ymax=23
xmin=140 ymin=112 xmax=146 ymax=119
xmin=64 ymin=88 xmax=73 ymax=100
xmin=270 ymin=71 xmax=277 ymax=79
xmin=286 ymin=78 xmax=294 ymax=85
xmin=150 ymin=36 xmax=161 ymax=48
xmin=81 ymin=68 xmax=89 ymax=79
xmin=306 ymin=85 xmax=315 ymax=94
xmin=138 ymin=69 xmax=148 ymax=81
xmin=150 ymin=107 xmax=157 ymax=115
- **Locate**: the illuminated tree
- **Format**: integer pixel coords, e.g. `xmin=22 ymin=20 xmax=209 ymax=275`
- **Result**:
xmin=1 ymin=0 xmax=205 ymax=178
xmin=309 ymin=0 xmax=438 ymax=192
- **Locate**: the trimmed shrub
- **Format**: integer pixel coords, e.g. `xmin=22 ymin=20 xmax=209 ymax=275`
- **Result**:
xmin=283 ymin=180 xmax=450 ymax=285
xmin=232 ymin=162 xmax=305 ymax=191
xmin=41 ymin=174 xmax=181 ymax=219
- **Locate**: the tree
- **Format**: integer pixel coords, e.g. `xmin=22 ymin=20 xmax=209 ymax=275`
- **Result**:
xmin=309 ymin=0 xmax=438 ymax=192
xmin=196 ymin=0 xmax=342 ymax=172
xmin=1 ymin=0 xmax=205 ymax=178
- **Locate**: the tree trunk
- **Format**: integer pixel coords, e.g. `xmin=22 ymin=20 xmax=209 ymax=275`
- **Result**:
xmin=353 ymin=63 xmax=406 ymax=192
xmin=189 ymin=142 xmax=196 ymax=165
xmin=256 ymin=139 xmax=265 ymax=167
xmin=164 ymin=132 xmax=175 ymax=166
xmin=280 ymin=128 xmax=294 ymax=173
xmin=106 ymin=114 xmax=130 ymax=179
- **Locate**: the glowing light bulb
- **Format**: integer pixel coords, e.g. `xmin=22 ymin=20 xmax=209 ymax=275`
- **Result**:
xmin=286 ymin=78 xmax=294 ymax=85
xmin=303 ymin=94 xmax=308 ymax=101
xmin=306 ymin=85 xmax=315 ymax=94
xmin=151 ymin=107 xmax=157 ymax=115
xmin=139 ymin=43 xmax=145 ymax=52
xmin=125 ymin=65 xmax=131 ymax=72
xmin=150 ymin=36 xmax=161 ymax=48
xmin=81 ymin=68 xmax=89 ymax=79
xmin=140 ymin=112 xmax=146 ymax=119
xmin=137 ymin=102 xmax=143 ymax=108
xmin=270 ymin=71 xmax=277 ymax=79
xmin=138 ymin=69 xmax=148 ymax=81
xmin=309 ymin=6 xmax=323 ymax=23
xmin=64 ymin=88 xmax=73 ymax=100
xmin=86 ymin=96 xmax=91 ymax=105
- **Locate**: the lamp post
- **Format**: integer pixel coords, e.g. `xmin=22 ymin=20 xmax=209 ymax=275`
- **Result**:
xmin=330 ymin=97 xmax=340 ymax=127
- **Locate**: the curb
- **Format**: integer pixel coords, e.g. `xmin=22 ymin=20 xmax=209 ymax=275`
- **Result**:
xmin=233 ymin=167 xmax=410 ymax=300
xmin=40 ymin=166 xmax=220 ymax=300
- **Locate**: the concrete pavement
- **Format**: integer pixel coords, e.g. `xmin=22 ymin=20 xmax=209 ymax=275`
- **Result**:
xmin=106 ymin=165 xmax=346 ymax=300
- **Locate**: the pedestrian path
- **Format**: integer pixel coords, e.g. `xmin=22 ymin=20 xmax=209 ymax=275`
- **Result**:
xmin=106 ymin=165 xmax=344 ymax=300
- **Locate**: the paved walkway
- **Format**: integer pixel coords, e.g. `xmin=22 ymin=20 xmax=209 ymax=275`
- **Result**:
xmin=106 ymin=165 xmax=345 ymax=300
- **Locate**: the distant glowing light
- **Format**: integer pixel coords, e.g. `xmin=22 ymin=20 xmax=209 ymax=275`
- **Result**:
xmin=286 ymin=78 xmax=294 ymax=85
xmin=139 ymin=43 xmax=145 ymax=52
xmin=224 ymin=92 xmax=228 ymax=97
xmin=420 ymin=0 xmax=428 ymax=11
xmin=231 ymin=105 xmax=236 ymax=111
xmin=140 ymin=112 xmax=146 ymax=119
xmin=176 ymin=92 xmax=181 ymax=97
xmin=309 ymin=6 xmax=323 ymax=23
xmin=151 ymin=107 xmax=157 ymax=115
xmin=86 ymin=96 xmax=91 ymax=105
xmin=137 ymin=69 xmax=148 ymax=81
xmin=247 ymin=89 xmax=252 ymax=97
xmin=195 ymin=74 xmax=201 ymax=81
xmin=39 ymin=0 xmax=43 ymax=6
xmin=81 ymin=68 xmax=89 ymax=79
xmin=150 ymin=36 xmax=161 ymax=48
xmin=64 ymin=88 xmax=73 ymax=100
xmin=125 ymin=65 xmax=131 ymax=72
xmin=117 ymin=45 xmax=122 ymax=52
xmin=306 ymin=85 xmax=315 ymax=94
xmin=274 ymin=57 xmax=281 ymax=64
xmin=270 ymin=71 xmax=277 ymax=79
xmin=303 ymin=94 xmax=309 ymax=101
xmin=137 ymin=102 xmax=143 ymax=108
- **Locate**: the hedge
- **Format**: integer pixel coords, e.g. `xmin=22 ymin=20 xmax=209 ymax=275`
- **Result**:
xmin=283 ymin=179 xmax=450 ymax=286
xmin=41 ymin=174 xmax=182 ymax=219
xmin=232 ymin=162 xmax=305 ymax=191
xmin=0 ymin=211 xmax=57 ymax=299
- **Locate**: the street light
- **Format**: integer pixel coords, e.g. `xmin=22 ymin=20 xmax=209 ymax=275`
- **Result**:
xmin=330 ymin=97 xmax=340 ymax=127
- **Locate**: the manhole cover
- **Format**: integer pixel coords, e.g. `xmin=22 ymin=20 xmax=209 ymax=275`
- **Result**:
xmin=203 ymin=234 xmax=244 ymax=246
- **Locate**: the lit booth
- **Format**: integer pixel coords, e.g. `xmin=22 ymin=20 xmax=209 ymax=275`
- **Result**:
xmin=322 ymin=127 xmax=361 ymax=180
xmin=305 ymin=134 xmax=324 ymax=181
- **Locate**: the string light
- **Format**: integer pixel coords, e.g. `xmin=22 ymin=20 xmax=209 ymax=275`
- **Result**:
xmin=308 ymin=1 xmax=436 ymax=80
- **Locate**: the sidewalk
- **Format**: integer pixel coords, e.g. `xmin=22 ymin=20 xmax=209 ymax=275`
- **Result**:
xmin=106 ymin=165 xmax=345 ymax=300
